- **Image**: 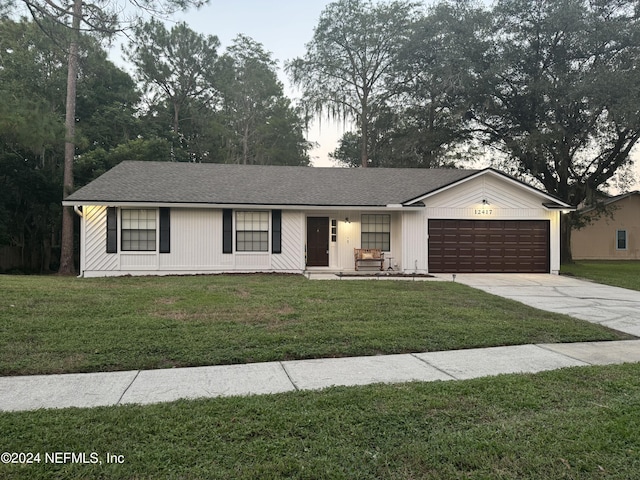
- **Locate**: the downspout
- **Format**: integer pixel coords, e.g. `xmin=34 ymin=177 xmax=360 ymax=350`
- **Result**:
xmin=73 ymin=205 xmax=83 ymax=217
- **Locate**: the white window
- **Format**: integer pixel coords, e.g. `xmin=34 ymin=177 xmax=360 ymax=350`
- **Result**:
xmin=617 ymin=230 xmax=628 ymax=250
xmin=122 ymin=209 xmax=156 ymax=251
xmin=361 ymin=214 xmax=390 ymax=251
xmin=236 ymin=211 xmax=269 ymax=252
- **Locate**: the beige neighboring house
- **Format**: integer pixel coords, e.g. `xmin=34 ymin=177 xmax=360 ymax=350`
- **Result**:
xmin=572 ymin=191 xmax=640 ymax=260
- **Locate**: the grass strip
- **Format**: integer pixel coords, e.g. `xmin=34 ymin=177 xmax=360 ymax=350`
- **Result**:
xmin=562 ymin=260 xmax=640 ymax=291
xmin=1 ymin=363 xmax=640 ymax=479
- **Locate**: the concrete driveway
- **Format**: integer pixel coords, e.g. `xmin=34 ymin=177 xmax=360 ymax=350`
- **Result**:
xmin=442 ymin=274 xmax=640 ymax=337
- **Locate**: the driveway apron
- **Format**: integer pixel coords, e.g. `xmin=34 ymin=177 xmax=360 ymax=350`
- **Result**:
xmin=445 ymin=273 xmax=640 ymax=336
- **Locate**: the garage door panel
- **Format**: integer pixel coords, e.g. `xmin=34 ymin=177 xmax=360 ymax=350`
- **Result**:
xmin=428 ymin=220 xmax=550 ymax=273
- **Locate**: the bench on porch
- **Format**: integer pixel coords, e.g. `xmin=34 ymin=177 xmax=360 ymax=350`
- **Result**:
xmin=354 ymin=248 xmax=385 ymax=271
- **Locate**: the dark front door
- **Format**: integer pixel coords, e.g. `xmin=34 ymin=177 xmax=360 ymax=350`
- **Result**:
xmin=307 ymin=217 xmax=329 ymax=267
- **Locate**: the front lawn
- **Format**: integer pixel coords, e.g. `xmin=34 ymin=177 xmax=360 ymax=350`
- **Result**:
xmin=562 ymin=260 xmax=640 ymax=291
xmin=0 ymin=275 xmax=631 ymax=376
xmin=1 ymin=363 xmax=640 ymax=479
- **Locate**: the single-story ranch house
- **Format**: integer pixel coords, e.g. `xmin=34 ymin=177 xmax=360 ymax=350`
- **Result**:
xmin=63 ymin=161 xmax=574 ymax=277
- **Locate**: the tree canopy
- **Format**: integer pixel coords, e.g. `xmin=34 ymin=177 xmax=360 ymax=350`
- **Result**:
xmin=292 ymin=0 xmax=640 ymax=261
xmin=216 ymin=34 xmax=310 ymax=165
xmin=127 ymin=19 xmax=220 ymax=138
xmin=13 ymin=0 xmax=210 ymax=274
xmin=3 ymin=0 xmax=640 ymax=270
xmin=0 ymin=15 xmax=310 ymax=272
xmin=288 ymin=0 xmax=418 ymax=167
xmin=0 ymin=18 xmax=140 ymax=271
xmin=127 ymin=24 xmax=311 ymax=165
xmin=468 ymin=0 xmax=640 ymax=259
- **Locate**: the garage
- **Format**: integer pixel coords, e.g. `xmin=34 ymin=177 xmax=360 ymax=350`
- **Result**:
xmin=428 ymin=219 xmax=550 ymax=273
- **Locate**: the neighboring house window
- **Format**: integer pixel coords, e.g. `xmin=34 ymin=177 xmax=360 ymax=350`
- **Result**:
xmin=236 ymin=211 xmax=269 ymax=252
xmin=361 ymin=214 xmax=390 ymax=251
xmin=617 ymin=230 xmax=628 ymax=250
xmin=122 ymin=209 xmax=156 ymax=251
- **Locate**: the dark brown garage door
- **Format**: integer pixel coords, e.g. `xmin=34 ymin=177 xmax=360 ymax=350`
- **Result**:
xmin=428 ymin=220 xmax=550 ymax=273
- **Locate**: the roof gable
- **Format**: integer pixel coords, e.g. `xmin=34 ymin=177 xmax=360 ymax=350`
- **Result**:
xmin=405 ymin=168 xmax=574 ymax=209
xmin=577 ymin=191 xmax=640 ymax=214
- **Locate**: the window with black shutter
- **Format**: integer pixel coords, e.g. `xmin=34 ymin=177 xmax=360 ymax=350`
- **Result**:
xmin=159 ymin=207 xmax=170 ymax=253
xmin=272 ymin=210 xmax=282 ymax=254
xmin=106 ymin=207 xmax=117 ymax=253
xmin=223 ymin=209 xmax=233 ymax=254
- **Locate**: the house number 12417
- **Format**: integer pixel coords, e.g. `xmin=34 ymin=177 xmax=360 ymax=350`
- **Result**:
xmin=474 ymin=209 xmax=493 ymax=215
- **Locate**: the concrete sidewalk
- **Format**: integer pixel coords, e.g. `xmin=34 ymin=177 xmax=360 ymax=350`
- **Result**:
xmin=3 ymin=340 xmax=640 ymax=412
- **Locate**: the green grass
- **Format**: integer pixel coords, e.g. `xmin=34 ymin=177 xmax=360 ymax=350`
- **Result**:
xmin=2 ymin=363 xmax=640 ymax=479
xmin=0 ymin=274 xmax=632 ymax=376
xmin=562 ymin=260 xmax=640 ymax=291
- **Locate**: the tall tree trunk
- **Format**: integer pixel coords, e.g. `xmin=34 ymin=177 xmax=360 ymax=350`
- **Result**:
xmin=560 ymin=213 xmax=574 ymax=265
xmin=360 ymin=97 xmax=368 ymax=168
xmin=173 ymin=101 xmax=180 ymax=136
xmin=58 ymin=0 xmax=82 ymax=275
xmin=243 ymin=122 xmax=250 ymax=165
xmin=170 ymin=101 xmax=180 ymax=161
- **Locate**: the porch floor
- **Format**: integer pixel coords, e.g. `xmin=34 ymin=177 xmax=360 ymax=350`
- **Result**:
xmin=304 ymin=271 xmax=441 ymax=281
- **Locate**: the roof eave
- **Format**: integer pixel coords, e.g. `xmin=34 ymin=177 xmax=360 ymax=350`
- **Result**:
xmin=542 ymin=202 xmax=577 ymax=211
xmin=62 ymin=200 xmax=416 ymax=211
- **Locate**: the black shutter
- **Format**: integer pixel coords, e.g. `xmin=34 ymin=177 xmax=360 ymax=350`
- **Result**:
xmin=159 ymin=207 xmax=171 ymax=253
xmin=223 ymin=209 xmax=233 ymax=254
xmin=106 ymin=207 xmax=117 ymax=254
xmin=272 ymin=210 xmax=282 ymax=254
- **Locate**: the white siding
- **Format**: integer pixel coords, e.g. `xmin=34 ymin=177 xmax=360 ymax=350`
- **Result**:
xmin=272 ymin=211 xmax=305 ymax=271
xmin=389 ymin=212 xmax=403 ymax=271
xmin=336 ymin=210 xmax=360 ymax=271
xmin=235 ymin=254 xmax=270 ymax=269
xmin=83 ymin=206 xmax=118 ymax=273
xmin=121 ymin=254 xmax=157 ymax=269
xmin=549 ymin=210 xmax=561 ymax=274
xmin=159 ymin=209 xmax=230 ymax=269
xmin=401 ymin=210 xmax=426 ymax=273
xmin=82 ymin=207 xmax=309 ymax=276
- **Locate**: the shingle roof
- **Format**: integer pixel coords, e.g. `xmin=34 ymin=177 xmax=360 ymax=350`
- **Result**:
xmin=65 ymin=161 xmax=480 ymax=207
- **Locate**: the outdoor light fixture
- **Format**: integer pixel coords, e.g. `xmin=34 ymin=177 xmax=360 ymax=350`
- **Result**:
xmin=345 ymin=217 xmax=350 ymax=223
xmin=481 ymin=199 xmax=490 ymax=205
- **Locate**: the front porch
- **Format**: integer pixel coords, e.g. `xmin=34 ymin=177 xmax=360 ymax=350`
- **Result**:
xmin=304 ymin=211 xmax=407 ymax=273
xmin=304 ymin=270 xmax=439 ymax=281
